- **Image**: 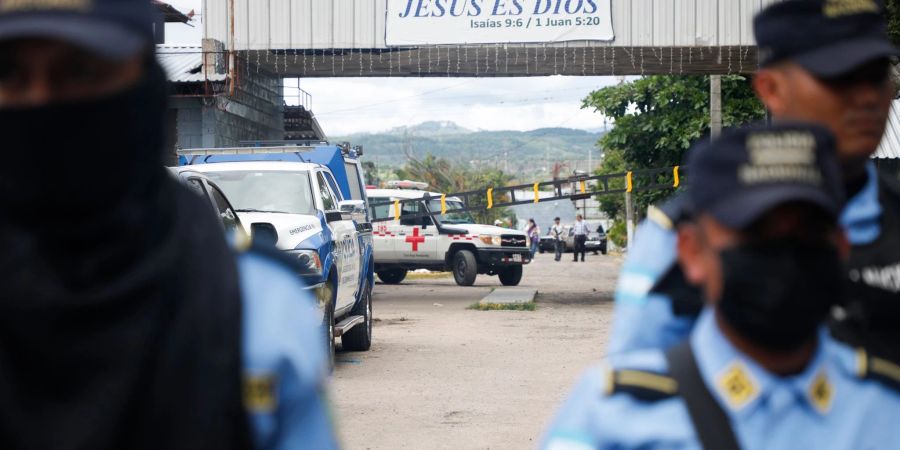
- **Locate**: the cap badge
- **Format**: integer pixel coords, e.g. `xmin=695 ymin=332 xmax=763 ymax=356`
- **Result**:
xmin=739 ymin=131 xmax=823 ymax=186
xmin=823 ymin=0 xmax=880 ymax=18
xmin=0 ymin=0 xmax=92 ymax=13
xmin=717 ymin=361 xmax=760 ymax=410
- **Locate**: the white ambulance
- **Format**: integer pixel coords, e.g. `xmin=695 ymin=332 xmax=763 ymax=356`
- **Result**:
xmin=366 ymin=182 xmax=531 ymax=287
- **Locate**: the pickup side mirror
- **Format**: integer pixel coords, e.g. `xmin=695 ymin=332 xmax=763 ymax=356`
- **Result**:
xmin=339 ymin=199 xmax=366 ymax=214
xmin=250 ymin=222 xmax=279 ymax=246
xmin=338 ymin=199 xmax=367 ymax=222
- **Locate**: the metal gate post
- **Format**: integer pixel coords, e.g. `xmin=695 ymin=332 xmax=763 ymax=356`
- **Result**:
xmin=625 ymin=191 xmax=635 ymax=251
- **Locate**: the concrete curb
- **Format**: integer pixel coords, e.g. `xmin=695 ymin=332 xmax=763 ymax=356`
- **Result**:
xmin=479 ymin=288 xmax=538 ymax=305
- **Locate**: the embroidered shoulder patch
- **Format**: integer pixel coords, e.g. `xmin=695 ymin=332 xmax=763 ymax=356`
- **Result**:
xmin=808 ymin=371 xmax=834 ymax=414
xmin=717 ymin=362 xmax=759 ymax=410
xmin=244 ymin=374 xmax=278 ymax=413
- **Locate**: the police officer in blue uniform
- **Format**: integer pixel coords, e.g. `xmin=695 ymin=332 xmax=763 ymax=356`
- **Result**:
xmin=608 ymin=0 xmax=900 ymax=361
xmin=543 ymin=124 xmax=900 ymax=450
xmin=0 ymin=2 xmax=337 ymax=449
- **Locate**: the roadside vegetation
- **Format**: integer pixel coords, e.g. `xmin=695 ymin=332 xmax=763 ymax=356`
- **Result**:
xmin=405 ymin=271 xmax=452 ymax=280
xmin=468 ymin=302 xmax=537 ymax=311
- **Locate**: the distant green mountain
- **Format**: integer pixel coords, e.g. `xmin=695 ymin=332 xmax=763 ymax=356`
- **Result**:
xmin=333 ymin=123 xmax=606 ymax=176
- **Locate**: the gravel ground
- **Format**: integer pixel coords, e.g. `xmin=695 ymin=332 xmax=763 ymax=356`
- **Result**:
xmin=330 ymin=252 xmax=623 ymax=450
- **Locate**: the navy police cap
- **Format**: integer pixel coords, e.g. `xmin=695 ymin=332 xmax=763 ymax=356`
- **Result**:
xmin=687 ymin=123 xmax=844 ymax=229
xmin=754 ymin=0 xmax=900 ymax=77
xmin=0 ymin=0 xmax=157 ymax=60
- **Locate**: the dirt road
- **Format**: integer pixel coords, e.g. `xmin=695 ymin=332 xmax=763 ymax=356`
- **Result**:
xmin=331 ymin=252 xmax=622 ymax=450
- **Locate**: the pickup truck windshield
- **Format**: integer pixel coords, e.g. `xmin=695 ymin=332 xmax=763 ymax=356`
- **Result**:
xmin=205 ymin=171 xmax=316 ymax=216
xmin=427 ymin=199 xmax=475 ymax=225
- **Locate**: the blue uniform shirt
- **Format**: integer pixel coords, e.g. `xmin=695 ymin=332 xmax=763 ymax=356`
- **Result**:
xmin=840 ymin=163 xmax=882 ymax=245
xmin=238 ymin=251 xmax=339 ymax=450
xmin=608 ymin=163 xmax=882 ymax=355
xmin=543 ymin=308 xmax=900 ymax=450
xmin=608 ymin=216 xmax=695 ymax=355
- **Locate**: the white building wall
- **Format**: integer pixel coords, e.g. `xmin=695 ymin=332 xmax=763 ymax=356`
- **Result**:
xmin=205 ymin=0 xmax=781 ymax=51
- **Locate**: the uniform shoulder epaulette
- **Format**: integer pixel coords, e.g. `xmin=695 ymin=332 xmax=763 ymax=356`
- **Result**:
xmin=648 ymin=193 xmax=692 ymax=230
xmin=603 ymin=366 xmax=679 ymax=402
xmin=647 ymin=205 xmax=675 ymax=230
xmin=856 ymin=348 xmax=900 ymax=392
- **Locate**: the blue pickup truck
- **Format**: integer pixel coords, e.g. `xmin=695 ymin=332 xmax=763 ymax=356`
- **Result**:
xmin=179 ymin=143 xmax=375 ymax=361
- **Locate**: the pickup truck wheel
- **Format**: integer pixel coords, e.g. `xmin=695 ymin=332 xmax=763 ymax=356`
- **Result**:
xmin=377 ymin=269 xmax=407 ymax=284
xmin=320 ymin=281 xmax=336 ymax=373
xmin=498 ymin=265 xmax=523 ymax=286
xmin=452 ymin=250 xmax=478 ymax=286
xmin=342 ymin=283 xmax=372 ymax=352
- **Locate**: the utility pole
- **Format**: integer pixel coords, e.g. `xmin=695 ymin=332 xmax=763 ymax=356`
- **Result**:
xmin=710 ymin=75 xmax=723 ymax=140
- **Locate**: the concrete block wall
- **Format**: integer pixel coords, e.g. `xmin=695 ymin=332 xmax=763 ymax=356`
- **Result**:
xmin=169 ymin=61 xmax=284 ymax=152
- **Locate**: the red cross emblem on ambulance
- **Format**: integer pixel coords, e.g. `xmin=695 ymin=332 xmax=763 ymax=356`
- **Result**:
xmin=405 ymin=227 xmax=426 ymax=251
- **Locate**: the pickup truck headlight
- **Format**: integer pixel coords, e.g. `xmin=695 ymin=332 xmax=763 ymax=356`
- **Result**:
xmin=479 ymin=235 xmax=502 ymax=246
xmin=288 ymin=249 xmax=323 ymax=276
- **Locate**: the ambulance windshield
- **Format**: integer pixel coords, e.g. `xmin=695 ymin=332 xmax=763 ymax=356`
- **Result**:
xmin=427 ymin=199 xmax=475 ymax=225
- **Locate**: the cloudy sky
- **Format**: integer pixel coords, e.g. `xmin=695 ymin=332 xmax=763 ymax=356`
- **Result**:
xmin=163 ymin=1 xmax=617 ymax=136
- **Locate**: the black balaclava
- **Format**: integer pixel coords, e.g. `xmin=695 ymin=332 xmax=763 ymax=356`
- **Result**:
xmin=0 ymin=58 xmax=252 ymax=450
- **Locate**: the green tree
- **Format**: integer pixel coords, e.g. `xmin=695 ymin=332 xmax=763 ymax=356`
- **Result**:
xmin=584 ymin=75 xmax=765 ymax=219
xmin=887 ymin=0 xmax=900 ymax=45
xmin=361 ymin=161 xmax=380 ymax=186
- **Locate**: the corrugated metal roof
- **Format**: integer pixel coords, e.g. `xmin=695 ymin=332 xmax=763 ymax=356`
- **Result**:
xmin=875 ymin=99 xmax=900 ymax=160
xmin=156 ymin=45 xmax=227 ymax=83
xmin=154 ymin=1 xmax=191 ymax=23
xmin=205 ymin=0 xmax=782 ymax=50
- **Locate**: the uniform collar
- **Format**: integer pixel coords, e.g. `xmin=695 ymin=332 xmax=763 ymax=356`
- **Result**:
xmin=840 ymin=162 xmax=882 ymax=245
xmin=690 ymin=309 xmax=837 ymax=419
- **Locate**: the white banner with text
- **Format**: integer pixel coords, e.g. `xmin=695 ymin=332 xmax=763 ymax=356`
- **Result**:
xmin=385 ymin=0 xmax=615 ymax=46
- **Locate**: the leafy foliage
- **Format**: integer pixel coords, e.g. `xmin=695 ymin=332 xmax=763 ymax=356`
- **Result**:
xmin=583 ymin=75 xmax=765 ymax=219
xmin=468 ymin=301 xmax=537 ymax=311
xmin=888 ymin=0 xmax=900 ymax=46
xmin=607 ymin=221 xmax=627 ymax=249
xmin=361 ymin=161 xmax=380 ymax=186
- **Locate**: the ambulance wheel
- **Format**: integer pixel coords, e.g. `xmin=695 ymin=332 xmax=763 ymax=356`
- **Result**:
xmin=377 ymin=269 xmax=407 ymax=284
xmin=342 ymin=283 xmax=373 ymax=352
xmin=453 ymin=250 xmax=478 ymax=286
xmin=498 ymin=265 xmax=523 ymax=286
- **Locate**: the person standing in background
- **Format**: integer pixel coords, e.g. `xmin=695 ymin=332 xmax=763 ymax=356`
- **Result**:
xmin=550 ymin=217 xmax=565 ymax=262
xmin=572 ymin=214 xmax=588 ymax=262
xmin=526 ymin=218 xmax=540 ymax=256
